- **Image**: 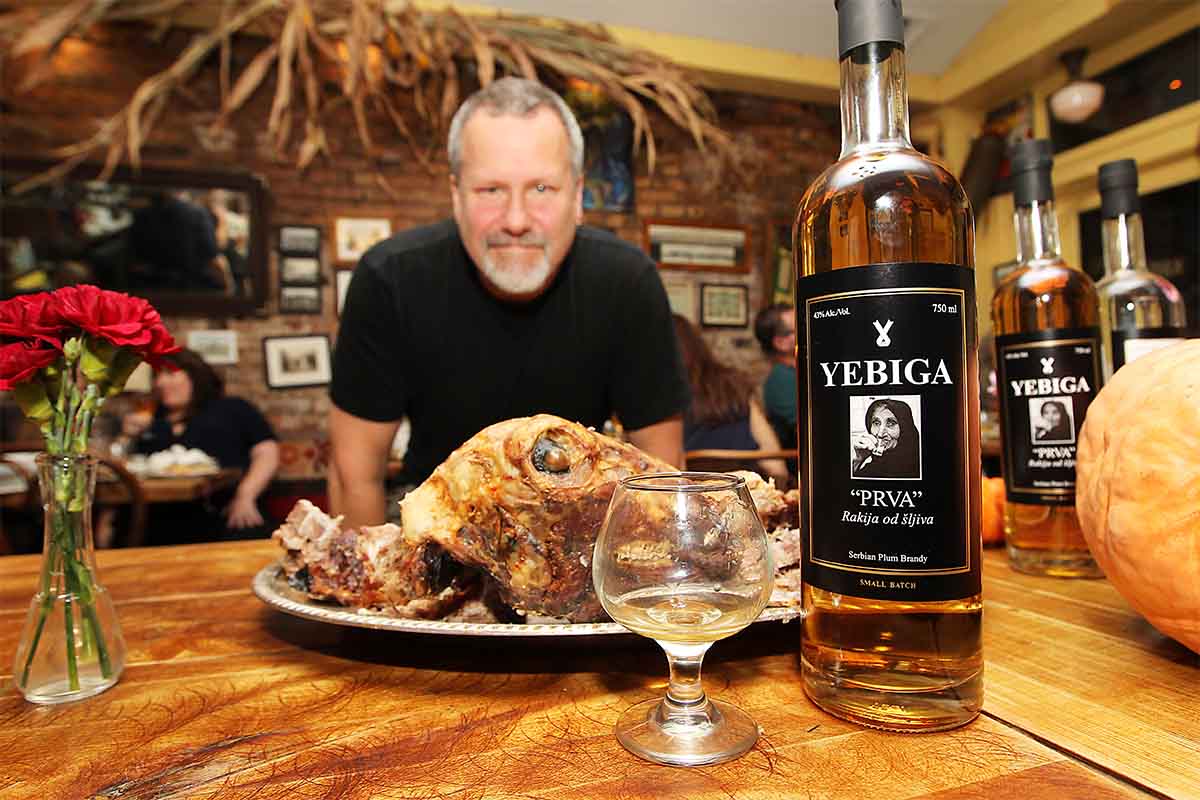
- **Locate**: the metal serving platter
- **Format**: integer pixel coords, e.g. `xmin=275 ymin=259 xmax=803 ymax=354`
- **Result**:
xmin=252 ymin=562 xmax=802 ymax=638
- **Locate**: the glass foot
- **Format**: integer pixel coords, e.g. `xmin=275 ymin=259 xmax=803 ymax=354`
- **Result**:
xmin=615 ymin=697 xmax=759 ymax=767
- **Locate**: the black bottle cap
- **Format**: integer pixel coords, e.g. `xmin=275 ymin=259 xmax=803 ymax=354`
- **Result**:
xmin=1099 ymin=159 xmax=1140 ymax=218
xmin=836 ymin=0 xmax=905 ymax=60
xmin=1009 ymin=138 xmax=1055 ymax=206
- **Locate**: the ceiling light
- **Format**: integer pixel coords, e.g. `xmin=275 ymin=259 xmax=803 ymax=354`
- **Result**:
xmin=1049 ymin=48 xmax=1105 ymax=124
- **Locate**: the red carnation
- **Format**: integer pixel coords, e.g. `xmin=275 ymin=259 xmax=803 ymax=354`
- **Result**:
xmin=0 ymin=341 xmax=61 ymax=390
xmin=0 ymin=293 xmax=68 ymax=346
xmin=54 ymin=285 xmax=180 ymax=366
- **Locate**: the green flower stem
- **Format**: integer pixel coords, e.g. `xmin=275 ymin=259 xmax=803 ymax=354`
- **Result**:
xmin=63 ymin=594 xmax=79 ymax=692
xmin=54 ymin=486 xmax=82 ymax=692
xmin=82 ymin=602 xmax=112 ymax=678
xmin=19 ymin=552 xmax=58 ymax=687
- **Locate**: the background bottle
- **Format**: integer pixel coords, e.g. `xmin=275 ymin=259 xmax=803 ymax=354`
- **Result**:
xmin=793 ymin=0 xmax=982 ymax=733
xmin=1095 ymin=159 xmax=1188 ymax=380
xmin=991 ymin=139 xmax=1102 ymax=578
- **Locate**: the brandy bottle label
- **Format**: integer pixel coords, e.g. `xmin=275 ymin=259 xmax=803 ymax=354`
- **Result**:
xmin=995 ymin=328 xmax=1102 ymax=505
xmin=797 ymin=263 xmax=980 ymax=602
xmin=1111 ymin=327 xmax=1195 ymax=371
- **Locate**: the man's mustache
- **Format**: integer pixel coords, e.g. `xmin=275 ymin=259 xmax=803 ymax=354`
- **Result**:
xmin=487 ymin=235 xmax=545 ymax=247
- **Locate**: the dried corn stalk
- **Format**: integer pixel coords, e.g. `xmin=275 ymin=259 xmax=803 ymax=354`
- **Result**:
xmin=0 ymin=0 xmax=744 ymax=192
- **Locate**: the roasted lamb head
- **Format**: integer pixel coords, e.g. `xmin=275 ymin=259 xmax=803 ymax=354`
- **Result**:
xmin=400 ymin=414 xmax=674 ymax=622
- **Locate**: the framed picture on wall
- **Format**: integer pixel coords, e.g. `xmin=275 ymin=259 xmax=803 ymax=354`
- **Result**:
xmin=263 ymin=334 xmax=333 ymax=389
xmin=280 ymin=255 xmax=321 ymax=286
xmin=335 ymin=217 xmax=392 ymax=263
xmin=662 ymin=277 xmax=697 ymax=323
xmin=765 ymin=219 xmax=795 ymax=307
xmin=186 ymin=329 xmax=239 ymax=365
xmin=700 ymin=283 xmax=749 ymax=328
xmin=279 ymin=285 xmax=321 ymax=314
xmin=643 ymin=219 xmax=750 ymax=273
xmin=278 ymin=225 xmax=321 ymax=256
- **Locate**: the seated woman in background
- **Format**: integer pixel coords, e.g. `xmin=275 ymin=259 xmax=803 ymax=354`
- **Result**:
xmin=672 ymin=315 xmax=790 ymax=488
xmin=119 ymin=348 xmax=279 ymax=544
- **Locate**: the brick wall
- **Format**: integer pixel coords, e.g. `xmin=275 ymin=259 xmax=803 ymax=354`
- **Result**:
xmin=2 ymin=26 xmax=838 ymax=474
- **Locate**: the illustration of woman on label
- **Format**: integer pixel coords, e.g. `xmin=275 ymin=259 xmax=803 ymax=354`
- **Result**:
xmin=851 ymin=397 xmax=921 ymax=479
xmin=1031 ymin=398 xmax=1074 ymax=443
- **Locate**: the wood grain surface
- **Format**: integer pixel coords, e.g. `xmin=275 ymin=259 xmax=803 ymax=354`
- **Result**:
xmin=0 ymin=542 xmax=1195 ymax=800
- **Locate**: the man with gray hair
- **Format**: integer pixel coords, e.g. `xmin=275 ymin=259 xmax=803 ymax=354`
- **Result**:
xmin=328 ymin=77 xmax=689 ymax=527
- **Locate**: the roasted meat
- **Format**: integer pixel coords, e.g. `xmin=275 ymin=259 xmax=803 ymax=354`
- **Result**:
xmin=400 ymin=414 xmax=674 ymax=621
xmin=273 ymin=500 xmax=481 ymax=619
xmin=273 ymin=414 xmax=794 ymax=622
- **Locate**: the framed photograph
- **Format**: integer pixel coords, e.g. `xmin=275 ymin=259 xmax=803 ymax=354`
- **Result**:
xmin=280 ymin=255 xmax=321 ymax=286
xmin=263 ymin=334 xmax=332 ymax=389
xmin=186 ymin=329 xmax=239 ymax=365
xmin=765 ymin=219 xmax=795 ymax=307
xmin=643 ymin=219 xmax=750 ymax=273
xmin=279 ymin=285 xmax=322 ymax=314
xmin=662 ymin=277 xmax=696 ymax=324
xmin=278 ymin=224 xmax=321 ymax=256
xmin=700 ymin=283 xmax=749 ymax=328
xmin=335 ymin=217 xmax=392 ymax=263
xmin=336 ymin=269 xmax=354 ymax=316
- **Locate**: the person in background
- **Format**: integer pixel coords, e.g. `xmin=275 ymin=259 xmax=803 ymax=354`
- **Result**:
xmin=329 ymin=77 xmax=689 ymax=528
xmin=672 ymin=314 xmax=790 ymax=488
xmin=754 ymin=303 xmax=798 ymax=447
xmin=119 ymin=348 xmax=279 ymax=543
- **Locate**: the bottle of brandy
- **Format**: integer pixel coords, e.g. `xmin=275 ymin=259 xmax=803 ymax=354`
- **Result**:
xmin=793 ymin=0 xmax=982 ymax=732
xmin=991 ymin=139 xmax=1102 ymax=578
xmin=1095 ymin=159 xmax=1188 ymax=379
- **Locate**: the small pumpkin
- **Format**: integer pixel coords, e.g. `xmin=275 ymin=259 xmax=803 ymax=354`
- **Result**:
xmin=1076 ymin=340 xmax=1200 ymax=653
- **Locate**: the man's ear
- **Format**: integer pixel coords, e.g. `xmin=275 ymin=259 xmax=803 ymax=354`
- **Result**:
xmin=573 ymin=175 xmax=584 ymax=224
xmin=450 ymin=174 xmax=462 ymax=219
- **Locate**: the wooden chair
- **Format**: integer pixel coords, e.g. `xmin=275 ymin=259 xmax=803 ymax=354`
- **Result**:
xmin=94 ymin=453 xmax=148 ymax=548
xmin=684 ymin=448 xmax=799 ymax=486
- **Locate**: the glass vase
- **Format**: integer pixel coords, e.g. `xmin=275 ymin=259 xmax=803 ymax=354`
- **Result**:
xmin=11 ymin=453 xmax=126 ymax=704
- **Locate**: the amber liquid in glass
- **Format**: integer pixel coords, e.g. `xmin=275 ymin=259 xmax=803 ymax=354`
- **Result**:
xmin=992 ymin=203 xmax=1102 ymax=578
xmin=794 ymin=42 xmax=983 ymax=732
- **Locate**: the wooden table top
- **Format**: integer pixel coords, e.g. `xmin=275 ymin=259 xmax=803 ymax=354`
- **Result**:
xmin=0 ymin=542 xmax=1195 ymax=799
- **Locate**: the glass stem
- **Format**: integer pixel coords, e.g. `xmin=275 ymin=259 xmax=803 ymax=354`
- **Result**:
xmin=661 ymin=642 xmax=712 ymax=711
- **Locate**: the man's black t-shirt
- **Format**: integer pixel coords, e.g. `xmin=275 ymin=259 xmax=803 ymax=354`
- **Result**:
xmin=331 ymin=220 xmax=689 ymax=483
xmin=136 ymin=396 xmax=276 ymax=469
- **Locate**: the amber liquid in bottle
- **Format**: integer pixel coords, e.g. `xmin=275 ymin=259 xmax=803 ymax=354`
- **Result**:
xmin=992 ymin=200 xmax=1102 ymax=577
xmin=794 ymin=39 xmax=983 ymax=732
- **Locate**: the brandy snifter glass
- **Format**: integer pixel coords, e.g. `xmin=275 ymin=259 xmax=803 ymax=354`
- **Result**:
xmin=592 ymin=472 xmax=774 ymax=767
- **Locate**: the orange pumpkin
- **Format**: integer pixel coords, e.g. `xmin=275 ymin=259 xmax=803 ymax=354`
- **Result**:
xmin=981 ymin=476 xmax=1005 ymax=547
xmin=1076 ymin=341 xmax=1200 ymax=654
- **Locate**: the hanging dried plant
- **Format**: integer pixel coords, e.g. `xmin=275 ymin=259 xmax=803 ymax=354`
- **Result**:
xmin=0 ymin=0 xmax=744 ymax=193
